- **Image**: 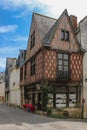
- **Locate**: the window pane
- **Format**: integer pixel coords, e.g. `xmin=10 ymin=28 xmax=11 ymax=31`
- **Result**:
xmin=33 ymin=37 xmax=35 ymax=46
xmin=58 ymin=66 xmax=63 ymax=70
xmin=58 ymin=54 xmax=62 ymax=59
xmin=64 ymin=54 xmax=68 ymax=59
xmin=64 ymin=61 xmax=68 ymax=66
xmin=65 ymin=31 xmax=69 ymax=41
xmin=64 ymin=66 xmax=68 ymax=71
xmin=60 ymin=30 xmax=65 ymax=40
xmin=30 ymin=57 xmax=35 ymax=76
xmin=57 ymin=53 xmax=69 ymax=79
xmin=30 ymin=40 xmax=32 ymax=48
xmin=30 ymin=31 xmax=35 ymax=49
xmin=58 ymin=60 xmax=62 ymax=65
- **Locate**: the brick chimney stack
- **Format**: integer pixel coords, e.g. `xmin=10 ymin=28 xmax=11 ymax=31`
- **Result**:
xmin=70 ymin=15 xmax=77 ymax=30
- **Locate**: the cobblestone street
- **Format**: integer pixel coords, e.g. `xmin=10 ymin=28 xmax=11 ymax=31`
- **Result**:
xmin=0 ymin=104 xmax=87 ymax=130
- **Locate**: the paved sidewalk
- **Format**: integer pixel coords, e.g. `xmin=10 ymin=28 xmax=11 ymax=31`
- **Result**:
xmin=20 ymin=121 xmax=87 ymax=130
xmin=0 ymin=121 xmax=87 ymax=130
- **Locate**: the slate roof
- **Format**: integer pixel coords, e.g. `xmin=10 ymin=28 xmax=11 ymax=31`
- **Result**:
xmin=34 ymin=9 xmax=79 ymax=48
xmin=34 ymin=13 xmax=57 ymax=41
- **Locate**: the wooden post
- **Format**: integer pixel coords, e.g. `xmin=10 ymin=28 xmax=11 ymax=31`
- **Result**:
xmin=81 ymin=98 xmax=85 ymax=119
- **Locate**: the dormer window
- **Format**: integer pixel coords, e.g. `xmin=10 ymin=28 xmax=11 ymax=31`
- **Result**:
xmin=60 ymin=30 xmax=69 ymax=41
xmin=30 ymin=31 xmax=35 ymax=49
xmin=65 ymin=31 xmax=69 ymax=41
xmin=61 ymin=30 xmax=65 ymax=40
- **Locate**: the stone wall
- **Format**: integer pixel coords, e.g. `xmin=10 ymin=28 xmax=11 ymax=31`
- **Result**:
xmin=9 ymin=67 xmax=21 ymax=106
xmin=0 ymin=82 xmax=5 ymax=102
xmin=78 ymin=18 xmax=87 ymax=118
xmin=83 ymin=52 xmax=87 ymax=118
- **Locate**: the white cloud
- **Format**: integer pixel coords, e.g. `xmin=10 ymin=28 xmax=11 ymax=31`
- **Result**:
xmin=0 ymin=35 xmax=27 ymax=56
xmin=14 ymin=9 xmax=29 ymax=18
xmin=1 ymin=0 xmax=87 ymax=21
xmin=0 ymin=35 xmax=27 ymax=55
xmin=0 ymin=47 xmax=18 ymax=54
xmin=11 ymin=36 xmax=28 ymax=42
xmin=0 ymin=25 xmax=18 ymax=33
xmin=0 ymin=0 xmax=34 ymax=9
xmin=0 ymin=57 xmax=6 ymax=70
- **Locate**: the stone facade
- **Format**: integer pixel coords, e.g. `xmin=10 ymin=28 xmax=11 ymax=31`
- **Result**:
xmin=0 ymin=72 xmax=5 ymax=102
xmin=0 ymin=72 xmax=5 ymax=82
xmin=83 ymin=53 xmax=87 ymax=118
xmin=9 ymin=67 xmax=21 ymax=106
xmin=0 ymin=82 xmax=5 ymax=102
xmin=76 ymin=17 xmax=87 ymax=118
xmin=7 ymin=50 xmax=26 ymax=106
xmin=5 ymin=58 xmax=17 ymax=104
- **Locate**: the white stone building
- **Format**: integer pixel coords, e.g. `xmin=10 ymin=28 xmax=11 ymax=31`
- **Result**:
xmin=5 ymin=58 xmax=17 ymax=104
xmin=76 ymin=17 xmax=87 ymax=118
xmin=0 ymin=72 xmax=5 ymax=102
xmin=9 ymin=66 xmax=21 ymax=107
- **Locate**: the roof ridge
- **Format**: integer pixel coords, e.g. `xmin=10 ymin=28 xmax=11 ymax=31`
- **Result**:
xmin=33 ymin=12 xmax=57 ymax=21
xmin=79 ymin=15 xmax=87 ymax=23
xmin=6 ymin=57 xmax=17 ymax=59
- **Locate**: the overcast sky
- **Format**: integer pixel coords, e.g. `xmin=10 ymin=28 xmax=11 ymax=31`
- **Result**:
xmin=0 ymin=0 xmax=87 ymax=72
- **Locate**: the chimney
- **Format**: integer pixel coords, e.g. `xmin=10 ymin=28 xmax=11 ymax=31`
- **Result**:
xmin=70 ymin=15 xmax=77 ymax=30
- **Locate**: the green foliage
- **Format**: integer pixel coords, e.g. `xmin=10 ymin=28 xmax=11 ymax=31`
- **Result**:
xmin=40 ymin=85 xmax=53 ymax=94
xmin=47 ymin=107 xmax=52 ymax=116
xmin=51 ymin=113 xmax=65 ymax=118
xmin=40 ymin=85 xmax=53 ymax=111
xmin=42 ymin=93 xmax=48 ymax=111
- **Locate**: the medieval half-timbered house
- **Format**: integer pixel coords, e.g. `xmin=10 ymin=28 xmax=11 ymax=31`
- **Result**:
xmin=20 ymin=9 xmax=83 ymax=110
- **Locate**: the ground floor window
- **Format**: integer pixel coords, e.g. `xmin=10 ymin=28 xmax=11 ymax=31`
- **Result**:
xmin=55 ymin=93 xmax=76 ymax=108
xmin=69 ymin=93 xmax=76 ymax=107
xmin=24 ymin=85 xmax=81 ymax=109
xmin=56 ymin=94 xmax=66 ymax=108
xmin=48 ymin=86 xmax=80 ymax=108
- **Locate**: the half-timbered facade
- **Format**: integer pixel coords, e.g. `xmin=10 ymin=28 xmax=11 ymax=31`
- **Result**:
xmin=20 ymin=9 xmax=83 ymax=110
